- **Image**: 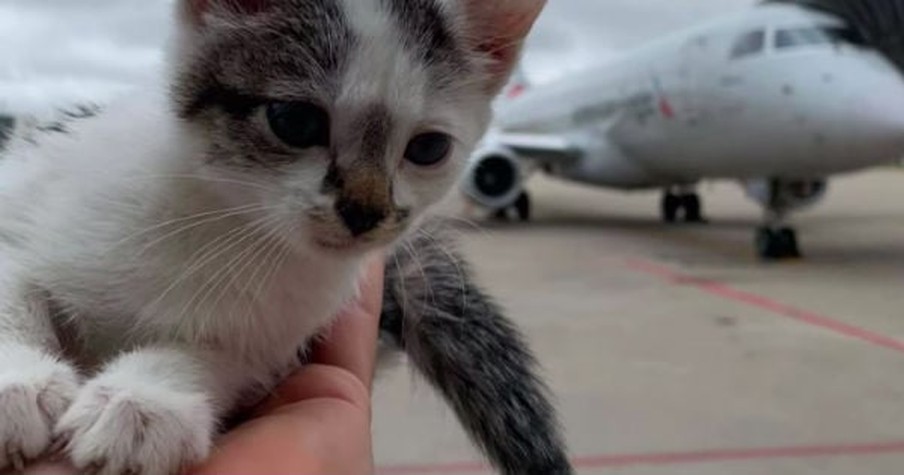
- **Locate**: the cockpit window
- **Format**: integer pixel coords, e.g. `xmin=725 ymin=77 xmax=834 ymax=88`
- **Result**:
xmin=730 ymin=30 xmax=766 ymax=59
xmin=775 ymin=26 xmax=866 ymax=49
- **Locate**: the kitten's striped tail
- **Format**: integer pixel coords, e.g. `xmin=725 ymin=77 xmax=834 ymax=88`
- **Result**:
xmin=380 ymin=222 xmax=573 ymax=475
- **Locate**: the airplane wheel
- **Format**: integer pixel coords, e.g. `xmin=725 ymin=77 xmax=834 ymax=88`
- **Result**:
xmin=756 ymin=227 xmax=801 ymax=260
xmin=777 ymin=227 xmax=802 ymax=258
xmin=662 ymin=193 xmax=681 ymax=223
xmin=756 ymin=228 xmax=780 ymax=260
xmin=514 ymin=192 xmax=532 ymax=222
xmin=683 ymin=194 xmax=705 ymax=223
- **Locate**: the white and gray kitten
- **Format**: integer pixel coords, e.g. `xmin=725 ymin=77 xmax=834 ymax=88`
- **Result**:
xmin=0 ymin=1 xmax=570 ymax=474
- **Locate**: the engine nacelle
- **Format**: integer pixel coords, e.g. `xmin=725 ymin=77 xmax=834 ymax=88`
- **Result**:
xmin=744 ymin=179 xmax=829 ymax=211
xmin=461 ymin=146 xmax=525 ymax=210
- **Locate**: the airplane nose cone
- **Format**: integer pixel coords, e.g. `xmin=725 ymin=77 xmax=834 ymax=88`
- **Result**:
xmin=851 ymin=85 xmax=904 ymax=148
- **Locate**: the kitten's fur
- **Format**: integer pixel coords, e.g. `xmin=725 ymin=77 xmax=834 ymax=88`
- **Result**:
xmin=0 ymin=1 xmax=571 ymax=474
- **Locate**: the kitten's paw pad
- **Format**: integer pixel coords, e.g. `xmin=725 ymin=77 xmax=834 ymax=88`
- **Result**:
xmin=57 ymin=382 xmax=214 ymax=475
xmin=0 ymin=350 xmax=80 ymax=470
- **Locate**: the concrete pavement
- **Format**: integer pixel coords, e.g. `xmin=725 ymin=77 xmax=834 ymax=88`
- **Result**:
xmin=373 ymin=169 xmax=904 ymax=475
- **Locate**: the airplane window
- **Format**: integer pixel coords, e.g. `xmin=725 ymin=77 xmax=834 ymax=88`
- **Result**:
xmin=730 ymin=30 xmax=765 ymax=59
xmin=775 ymin=27 xmax=866 ymax=49
xmin=826 ymin=27 xmax=868 ymax=47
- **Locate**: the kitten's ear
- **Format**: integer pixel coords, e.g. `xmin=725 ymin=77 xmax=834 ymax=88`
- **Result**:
xmin=181 ymin=0 xmax=270 ymax=28
xmin=462 ymin=0 xmax=547 ymax=94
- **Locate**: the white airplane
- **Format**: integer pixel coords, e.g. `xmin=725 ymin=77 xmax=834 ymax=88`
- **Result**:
xmin=460 ymin=0 xmax=904 ymax=259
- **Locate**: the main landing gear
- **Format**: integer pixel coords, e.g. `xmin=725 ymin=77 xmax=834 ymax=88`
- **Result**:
xmin=755 ymin=179 xmax=802 ymax=260
xmin=756 ymin=226 xmax=801 ymax=260
xmin=493 ymin=191 xmax=532 ymax=222
xmin=661 ymin=188 xmax=706 ymax=224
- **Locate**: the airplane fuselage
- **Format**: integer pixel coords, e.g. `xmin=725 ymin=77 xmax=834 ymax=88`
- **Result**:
xmin=496 ymin=4 xmax=904 ymax=189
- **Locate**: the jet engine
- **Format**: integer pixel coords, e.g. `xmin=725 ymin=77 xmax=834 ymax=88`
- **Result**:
xmin=461 ymin=146 xmax=525 ymax=210
xmin=744 ymin=179 xmax=829 ymax=211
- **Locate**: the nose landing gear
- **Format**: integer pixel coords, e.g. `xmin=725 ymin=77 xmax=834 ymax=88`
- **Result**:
xmin=756 ymin=226 xmax=801 ymax=260
xmin=754 ymin=179 xmax=806 ymax=260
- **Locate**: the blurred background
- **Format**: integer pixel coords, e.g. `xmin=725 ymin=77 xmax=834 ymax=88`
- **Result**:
xmin=5 ymin=1 xmax=904 ymax=474
xmin=0 ymin=0 xmax=750 ymax=116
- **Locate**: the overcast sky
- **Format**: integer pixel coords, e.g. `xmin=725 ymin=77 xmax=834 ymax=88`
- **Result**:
xmin=0 ymin=0 xmax=754 ymax=116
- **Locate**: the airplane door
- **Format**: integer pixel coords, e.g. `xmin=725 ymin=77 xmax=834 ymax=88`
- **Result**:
xmin=675 ymin=34 xmax=719 ymax=127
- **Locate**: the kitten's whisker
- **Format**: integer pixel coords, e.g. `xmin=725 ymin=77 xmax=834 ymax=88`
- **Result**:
xmin=187 ymin=220 xmax=281 ymax=330
xmin=179 ymin=215 xmax=282 ymax=336
xmin=238 ymin=224 xmax=294 ymax=337
xmin=415 ymin=227 xmax=468 ymax=316
xmin=438 ymin=215 xmax=486 ymax=234
xmin=120 ymin=174 xmax=276 ymax=193
xmin=166 ymin=215 xmax=281 ymax=338
xmin=233 ymin=221 xmax=290 ymax=324
xmin=228 ymin=245 xmax=271 ymax=327
xmin=399 ymin=239 xmax=436 ymax=313
xmin=112 ymin=204 xmax=265 ymax=251
xmin=217 ymin=221 xmax=292 ymax=342
xmin=133 ymin=205 xmax=274 ymax=256
xmin=209 ymin=216 xmax=287 ymax=327
xmin=131 ymin=215 xmax=268 ymax=342
xmin=143 ymin=214 xmax=276 ymax=327
xmin=389 ymin=250 xmax=411 ymax=339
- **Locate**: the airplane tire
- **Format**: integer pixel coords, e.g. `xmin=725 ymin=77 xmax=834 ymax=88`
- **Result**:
xmin=683 ymin=194 xmax=705 ymax=223
xmin=514 ymin=192 xmax=532 ymax=222
xmin=777 ymin=227 xmax=802 ymax=258
xmin=662 ymin=193 xmax=681 ymax=223
xmin=756 ymin=227 xmax=801 ymax=260
xmin=756 ymin=228 xmax=780 ymax=260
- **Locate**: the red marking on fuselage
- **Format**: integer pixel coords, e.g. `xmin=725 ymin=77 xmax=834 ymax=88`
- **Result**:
xmin=659 ymin=97 xmax=676 ymax=119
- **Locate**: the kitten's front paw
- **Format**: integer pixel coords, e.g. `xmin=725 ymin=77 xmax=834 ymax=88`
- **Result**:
xmin=57 ymin=379 xmax=215 ymax=475
xmin=0 ymin=345 xmax=80 ymax=471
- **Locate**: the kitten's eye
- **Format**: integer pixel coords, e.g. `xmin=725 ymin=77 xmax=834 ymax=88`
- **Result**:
xmin=405 ymin=132 xmax=452 ymax=167
xmin=266 ymin=101 xmax=330 ymax=149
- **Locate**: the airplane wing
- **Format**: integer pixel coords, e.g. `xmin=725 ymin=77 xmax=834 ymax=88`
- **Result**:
xmin=490 ymin=132 xmax=583 ymax=164
xmin=766 ymin=0 xmax=904 ymax=72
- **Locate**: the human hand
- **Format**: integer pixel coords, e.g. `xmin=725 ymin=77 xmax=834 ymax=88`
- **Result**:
xmin=25 ymin=256 xmax=384 ymax=475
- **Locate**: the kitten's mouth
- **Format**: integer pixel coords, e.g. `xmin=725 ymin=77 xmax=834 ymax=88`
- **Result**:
xmin=314 ymin=238 xmax=356 ymax=251
xmin=314 ymin=234 xmax=395 ymax=254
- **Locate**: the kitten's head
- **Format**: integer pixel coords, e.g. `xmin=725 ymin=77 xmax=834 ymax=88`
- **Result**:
xmin=169 ymin=0 xmax=544 ymax=256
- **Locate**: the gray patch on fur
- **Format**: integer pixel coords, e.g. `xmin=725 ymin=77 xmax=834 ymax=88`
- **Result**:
xmin=170 ymin=0 xmax=355 ymax=169
xmin=381 ymin=221 xmax=574 ymax=475
xmin=380 ymin=0 xmax=459 ymax=65
xmin=173 ymin=0 xmax=354 ymax=119
xmin=380 ymin=0 xmax=470 ymax=89
xmin=356 ymin=104 xmax=393 ymax=166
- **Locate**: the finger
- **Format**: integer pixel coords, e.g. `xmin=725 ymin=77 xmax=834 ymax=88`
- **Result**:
xmin=197 ymin=366 xmax=374 ymax=475
xmin=22 ymin=462 xmax=79 ymax=475
xmin=197 ymin=402 xmax=372 ymax=475
xmin=253 ymin=364 xmax=370 ymax=416
xmin=310 ymin=254 xmax=384 ymax=388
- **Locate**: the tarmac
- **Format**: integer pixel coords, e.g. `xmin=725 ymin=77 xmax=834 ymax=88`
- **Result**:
xmin=372 ymin=169 xmax=904 ymax=475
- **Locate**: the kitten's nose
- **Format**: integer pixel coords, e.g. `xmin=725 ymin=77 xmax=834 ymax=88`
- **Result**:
xmin=336 ymin=200 xmax=387 ymax=237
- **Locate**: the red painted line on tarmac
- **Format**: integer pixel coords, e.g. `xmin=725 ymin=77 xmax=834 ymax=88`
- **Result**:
xmin=376 ymin=441 xmax=904 ymax=474
xmin=625 ymin=258 xmax=904 ymax=355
